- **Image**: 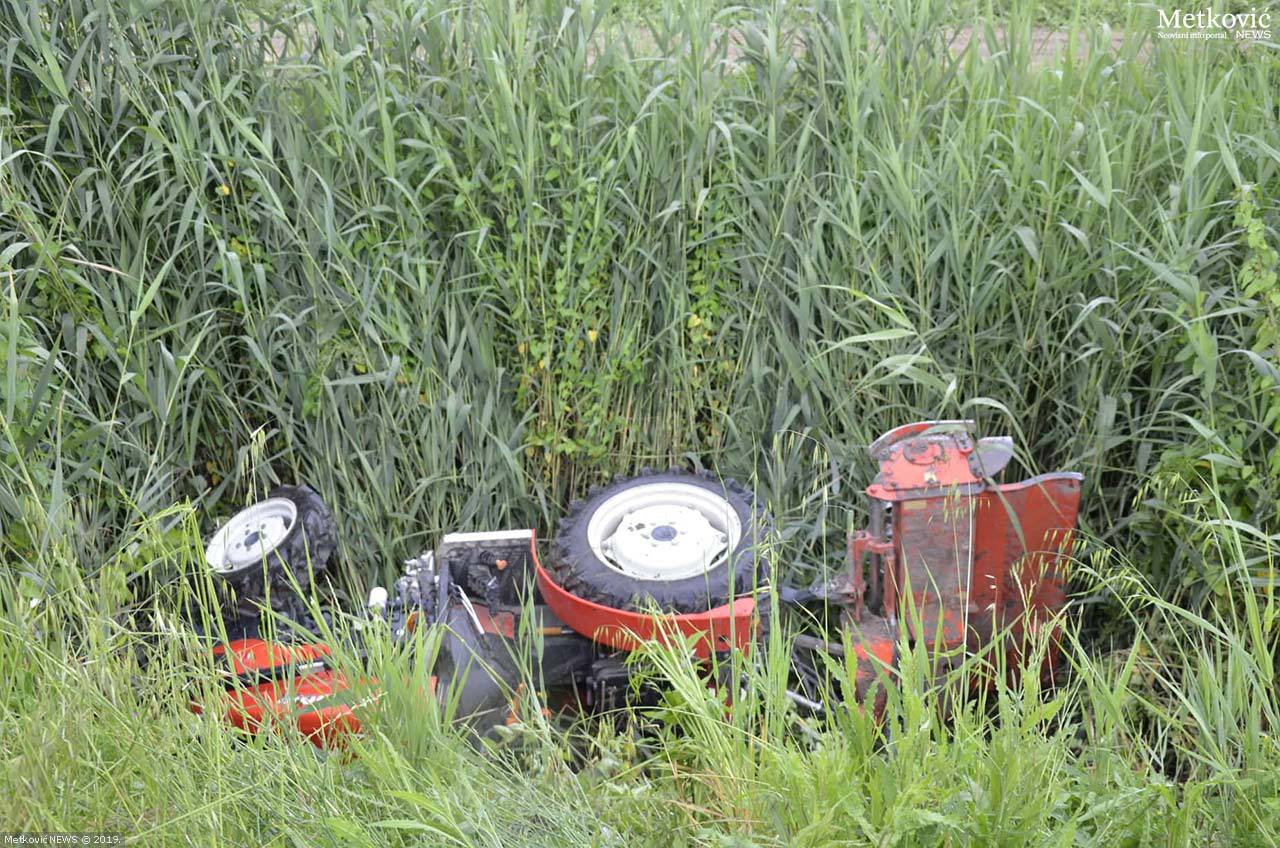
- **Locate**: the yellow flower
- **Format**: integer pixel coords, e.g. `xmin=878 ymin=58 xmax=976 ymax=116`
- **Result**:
xmin=688 ymin=313 xmax=702 ymax=329
xmin=216 ymin=184 xmax=231 ymax=196
xmin=517 ymin=342 xmax=527 ymax=356
xmin=587 ymin=329 xmax=598 ymax=344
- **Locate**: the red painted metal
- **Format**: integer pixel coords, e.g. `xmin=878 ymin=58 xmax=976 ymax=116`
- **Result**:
xmin=866 ymin=420 xmax=986 ymax=500
xmin=474 ymin=606 xmax=517 ymax=638
xmin=200 ymin=638 xmax=372 ymax=747
xmin=210 ymin=637 xmax=330 ymax=674
xmin=972 ymin=474 xmax=1082 ymax=677
xmin=220 ymin=670 xmax=363 ymax=747
xmin=847 ymin=625 xmax=896 ymax=711
xmin=848 ymin=420 xmax=1083 ymax=682
xmin=535 ymin=562 xmax=758 ymax=659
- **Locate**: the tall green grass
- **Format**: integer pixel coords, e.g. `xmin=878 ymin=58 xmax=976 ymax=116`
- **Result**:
xmin=1 ymin=0 xmax=1279 ymax=842
xmin=1 ymin=0 xmax=1275 ymax=592
xmin=1 ymin=511 xmax=1276 ymax=844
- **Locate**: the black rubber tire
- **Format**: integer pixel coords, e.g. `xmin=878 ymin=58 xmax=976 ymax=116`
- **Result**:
xmin=215 ymin=484 xmax=337 ymax=608
xmin=549 ymin=469 xmax=769 ymax=614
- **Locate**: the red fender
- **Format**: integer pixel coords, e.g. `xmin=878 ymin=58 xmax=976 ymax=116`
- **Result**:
xmin=535 ymin=563 xmax=758 ymax=658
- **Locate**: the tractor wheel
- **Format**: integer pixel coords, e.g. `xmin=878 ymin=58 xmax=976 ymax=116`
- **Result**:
xmin=549 ymin=470 xmax=768 ymax=614
xmin=204 ymin=484 xmax=337 ymax=608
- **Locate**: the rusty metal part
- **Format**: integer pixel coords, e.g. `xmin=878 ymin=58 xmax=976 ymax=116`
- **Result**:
xmin=865 ymin=420 xmax=1027 ymax=503
xmin=842 ymin=420 xmax=1083 ymax=686
xmin=791 ymin=617 xmax=895 ymax=716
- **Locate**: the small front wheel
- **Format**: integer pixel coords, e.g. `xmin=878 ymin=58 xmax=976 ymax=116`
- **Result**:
xmin=204 ymin=484 xmax=337 ymax=607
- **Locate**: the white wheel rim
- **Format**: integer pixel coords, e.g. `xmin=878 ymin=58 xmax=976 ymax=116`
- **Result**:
xmin=585 ymin=482 xmax=743 ymax=581
xmin=205 ymin=498 xmax=298 ymax=573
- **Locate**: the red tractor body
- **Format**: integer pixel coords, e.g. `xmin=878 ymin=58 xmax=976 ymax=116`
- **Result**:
xmin=833 ymin=421 xmax=1083 ymax=701
xmin=196 ymin=421 xmax=1082 ymax=746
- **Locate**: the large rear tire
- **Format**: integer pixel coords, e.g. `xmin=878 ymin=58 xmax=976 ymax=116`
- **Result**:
xmin=549 ymin=470 xmax=768 ymax=614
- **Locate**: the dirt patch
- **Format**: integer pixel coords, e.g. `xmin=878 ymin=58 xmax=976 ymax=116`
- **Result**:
xmin=265 ymin=21 xmax=1132 ymax=71
xmin=943 ymin=26 xmax=1129 ymax=65
xmin=614 ymin=23 xmax=1130 ymax=70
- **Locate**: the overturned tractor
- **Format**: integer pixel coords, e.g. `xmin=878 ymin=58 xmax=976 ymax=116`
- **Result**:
xmin=195 ymin=420 xmax=1082 ymax=745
